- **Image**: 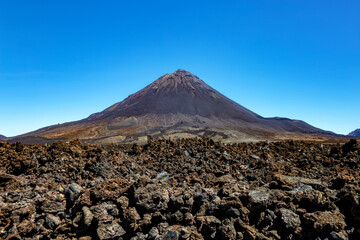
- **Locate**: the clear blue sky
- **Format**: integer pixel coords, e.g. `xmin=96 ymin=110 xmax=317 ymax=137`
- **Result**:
xmin=0 ymin=0 xmax=359 ymax=137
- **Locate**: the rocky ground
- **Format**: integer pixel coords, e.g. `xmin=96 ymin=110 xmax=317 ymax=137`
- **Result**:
xmin=0 ymin=138 xmax=359 ymax=240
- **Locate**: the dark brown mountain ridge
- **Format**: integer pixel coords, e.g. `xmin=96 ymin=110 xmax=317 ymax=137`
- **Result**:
xmin=10 ymin=69 xmax=336 ymax=144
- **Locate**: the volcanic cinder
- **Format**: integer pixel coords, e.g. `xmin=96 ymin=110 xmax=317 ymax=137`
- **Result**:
xmin=10 ymin=69 xmax=335 ymax=144
xmin=0 ymin=138 xmax=359 ymax=239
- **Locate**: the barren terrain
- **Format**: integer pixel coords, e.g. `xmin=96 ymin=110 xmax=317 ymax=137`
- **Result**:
xmin=9 ymin=70 xmax=337 ymax=144
xmin=0 ymin=138 xmax=359 ymax=239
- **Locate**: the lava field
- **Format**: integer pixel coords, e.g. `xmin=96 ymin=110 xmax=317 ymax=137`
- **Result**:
xmin=0 ymin=138 xmax=359 ymax=240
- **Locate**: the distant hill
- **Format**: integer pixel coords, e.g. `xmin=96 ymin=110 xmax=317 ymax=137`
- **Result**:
xmin=348 ymin=129 xmax=360 ymax=137
xmin=0 ymin=134 xmax=6 ymax=140
xmin=10 ymin=69 xmax=337 ymax=144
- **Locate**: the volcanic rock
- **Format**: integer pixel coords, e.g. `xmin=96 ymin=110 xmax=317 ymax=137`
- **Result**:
xmin=162 ymin=229 xmax=179 ymax=240
xmin=97 ymin=221 xmax=126 ymax=240
xmin=303 ymin=210 xmax=346 ymax=232
xmin=279 ymin=208 xmax=301 ymax=229
xmin=45 ymin=214 xmax=61 ymax=229
xmin=0 ymin=138 xmax=359 ymax=239
xmin=82 ymin=206 xmax=94 ymax=227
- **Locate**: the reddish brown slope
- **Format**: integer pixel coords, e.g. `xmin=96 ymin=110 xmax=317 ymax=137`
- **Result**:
xmin=10 ymin=69 xmax=336 ymax=144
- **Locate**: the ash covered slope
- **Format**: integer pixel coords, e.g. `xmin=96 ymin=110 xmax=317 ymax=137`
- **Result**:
xmin=86 ymin=69 xmax=329 ymax=134
xmin=88 ymin=69 xmax=261 ymax=121
xmin=11 ymin=69 xmax=335 ymax=143
xmin=348 ymin=129 xmax=360 ymax=137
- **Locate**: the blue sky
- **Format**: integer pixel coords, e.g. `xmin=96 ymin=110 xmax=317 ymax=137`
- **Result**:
xmin=0 ymin=0 xmax=359 ymax=137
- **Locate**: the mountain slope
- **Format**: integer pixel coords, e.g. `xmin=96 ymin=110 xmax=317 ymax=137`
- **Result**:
xmin=10 ymin=69 xmax=336 ymax=144
xmin=88 ymin=69 xmax=260 ymax=121
xmin=348 ymin=129 xmax=360 ymax=137
xmin=0 ymin=134 xmax=6 ymax=140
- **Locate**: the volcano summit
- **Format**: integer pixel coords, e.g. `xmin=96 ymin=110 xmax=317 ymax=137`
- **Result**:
xmin=11 ymin=69 xmax=335 ymax=144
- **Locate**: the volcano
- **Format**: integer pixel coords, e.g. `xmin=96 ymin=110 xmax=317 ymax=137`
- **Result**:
xmin=11 ymin=69 xmax=335 ymax=144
